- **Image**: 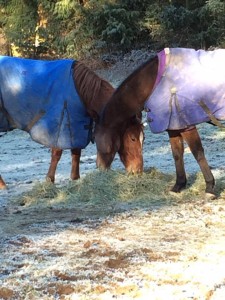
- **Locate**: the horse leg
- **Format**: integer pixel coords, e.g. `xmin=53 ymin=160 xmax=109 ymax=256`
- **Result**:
xmin=181 ymin=127 xmax=215 ymax=196
xmin=0 ymin=175 xmax=7 ymax=189
xmin=168 ymin=130 xmax=187 ymax=192
xmin=70 ymin=148 xmax=81 ymax=180
xmin=46 ymin=148 xmax=63 ymax=183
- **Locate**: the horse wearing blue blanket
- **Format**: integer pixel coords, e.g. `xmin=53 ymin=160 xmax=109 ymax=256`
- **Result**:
xmin=0 ymin=56 xmax=144 ymax=188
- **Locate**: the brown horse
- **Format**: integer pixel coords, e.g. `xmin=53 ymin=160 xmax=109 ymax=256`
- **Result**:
xmin=0 ymin=60 xmax=144 ymax=189
xmin=94 ymin=48 xmax=225 ymax=197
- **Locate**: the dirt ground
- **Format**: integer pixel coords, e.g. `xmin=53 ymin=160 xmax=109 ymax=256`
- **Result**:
xmin=1 ymin=53 xmax=225 ymax=299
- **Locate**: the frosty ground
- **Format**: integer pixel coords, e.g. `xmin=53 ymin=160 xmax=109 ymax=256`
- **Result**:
xmin=0 ymin=53 xmax=225 ymax=299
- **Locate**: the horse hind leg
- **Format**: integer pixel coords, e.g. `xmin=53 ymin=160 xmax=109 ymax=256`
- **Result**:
xmin=181 ymin=127 xmax=215 ymax=197
xmin=0 ymin=175 xmax=7 ymax=189
xmin=46 ymin=148 xmax=63 ymax=183
xmin=168 ymin=130 xmax=187 ymax=192
xmin=70 ymin=148 xmax=81 ymax=180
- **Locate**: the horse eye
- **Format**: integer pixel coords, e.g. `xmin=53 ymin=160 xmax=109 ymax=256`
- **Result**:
xmin=131 ymin=136 xmax=136 ymax=142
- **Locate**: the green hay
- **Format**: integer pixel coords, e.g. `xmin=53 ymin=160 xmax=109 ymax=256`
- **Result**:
xmin=17 ymin=181 xmax=58 ymax=206
xmin=13 ymin=168 xmax=215 ymax=216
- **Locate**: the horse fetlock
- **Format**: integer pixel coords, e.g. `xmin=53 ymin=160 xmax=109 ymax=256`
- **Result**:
xmin=205 ymin=185 xmax=215 ymax=197
xmin=171 ymin=180 xmax=187 ymax=193
xmin=70 ymin=174 xmax=80 ymax=180
xmin=205 ymin=177 xmax=215 ymax=194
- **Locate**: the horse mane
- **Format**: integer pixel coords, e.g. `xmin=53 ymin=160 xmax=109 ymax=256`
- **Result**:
xmin=73 ymin=61 xmax=114 ymax=113
xmin=114 ymin=54 xmax=158 ymax=94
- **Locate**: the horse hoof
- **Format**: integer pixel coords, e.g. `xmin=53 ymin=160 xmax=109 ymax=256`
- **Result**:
xmin=205 ymin=193 xmax=216 ymax=200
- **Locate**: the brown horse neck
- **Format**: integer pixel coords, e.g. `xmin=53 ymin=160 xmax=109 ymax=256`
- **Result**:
xmin=73 ymin=62 xmax=114 ymax=114
xmin=102 ymin=55 xmax=159 ymax=127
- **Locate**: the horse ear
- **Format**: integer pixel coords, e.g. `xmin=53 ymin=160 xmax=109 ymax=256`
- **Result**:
xmin=87 ymin=109 xmax=100 ymax=122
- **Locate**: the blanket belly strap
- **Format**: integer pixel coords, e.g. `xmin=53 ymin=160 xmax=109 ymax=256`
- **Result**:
xmin=199 ymin=100 xmax=225 ymax=129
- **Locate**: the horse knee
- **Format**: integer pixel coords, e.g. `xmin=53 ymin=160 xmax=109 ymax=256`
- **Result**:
xmin=169 ymin=137 xmax=184 ymax=163
xmin=51 ymin=148 xmax=62 ymax=161
xmin=172 ymin=152 xmax=182 ymax=162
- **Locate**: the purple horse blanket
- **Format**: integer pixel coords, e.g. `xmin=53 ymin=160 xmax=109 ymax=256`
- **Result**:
xmin=145 ymin=48 xmax=225 ymax=133
xmin=0 ymin=56 xmax=92 ymax=149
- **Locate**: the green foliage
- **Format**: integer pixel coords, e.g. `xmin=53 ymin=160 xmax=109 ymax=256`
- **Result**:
xmin=1 ymin=0 xmax=38 ymax=56
xmin=161 ymin=5 xmax=194 ymax=29
xmin=92 ymin=5 xmax=140 ymax=49
xmin=152 ymin=0 xmax=225 ymax=49
xmin=202 ymin=0 xmax=225 ymax=47
xmin=0 ymin=0 xmax=225 ymax=58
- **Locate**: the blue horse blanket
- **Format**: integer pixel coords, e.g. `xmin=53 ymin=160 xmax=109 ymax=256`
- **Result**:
xmin=0 ymin=56 xmax=92 ymax=149
xmin=145 ymin=48 xmax=225 ymax=133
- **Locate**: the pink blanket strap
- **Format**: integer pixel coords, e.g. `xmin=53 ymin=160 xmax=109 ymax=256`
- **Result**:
xmin=153 ymin=49 xmax=166 ymax=90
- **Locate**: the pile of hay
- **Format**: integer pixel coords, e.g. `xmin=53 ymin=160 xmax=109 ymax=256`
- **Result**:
xmin=13 ymin=168 xmax=216 ymax=216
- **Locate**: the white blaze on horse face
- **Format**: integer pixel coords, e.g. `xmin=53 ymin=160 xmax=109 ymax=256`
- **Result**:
xmin=139 ymin=131 xmax=144 ymax=147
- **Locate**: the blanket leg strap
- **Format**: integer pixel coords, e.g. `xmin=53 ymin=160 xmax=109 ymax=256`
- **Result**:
xmin=25 ymin=110 xmax=46 ymax=132
xmin=199 ymin=100 xmax=225 ymax=130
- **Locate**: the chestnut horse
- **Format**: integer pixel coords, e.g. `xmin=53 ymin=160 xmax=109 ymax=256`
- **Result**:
xmin=0 ymin=60 xmax=143 ymax=189
xmin=95 ymin=48 xmax=225 ymax=197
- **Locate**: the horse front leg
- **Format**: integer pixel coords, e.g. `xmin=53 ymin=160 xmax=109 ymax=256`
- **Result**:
xmin=0 ymin=175 xmax=7 ymax=189
xmin=181 ymin=127 xmax=215 ymax=196
xmin=46 ymin=148 xmax=63 ymax=183
xmin=70 ymin=148 xmax=81 ymax=180
xmin=168 ymin=130 xmax=187 ymax=192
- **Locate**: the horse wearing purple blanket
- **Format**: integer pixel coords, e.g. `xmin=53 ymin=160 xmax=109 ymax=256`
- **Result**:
xmin=95 ymin=48 xmax=225 ymax=198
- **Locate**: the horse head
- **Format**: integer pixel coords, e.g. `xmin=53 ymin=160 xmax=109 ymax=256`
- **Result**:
xmin=74 ymin=61 xmax=144 ymax=175
xmin=95 ymin=112 xmax=144 ymax=174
